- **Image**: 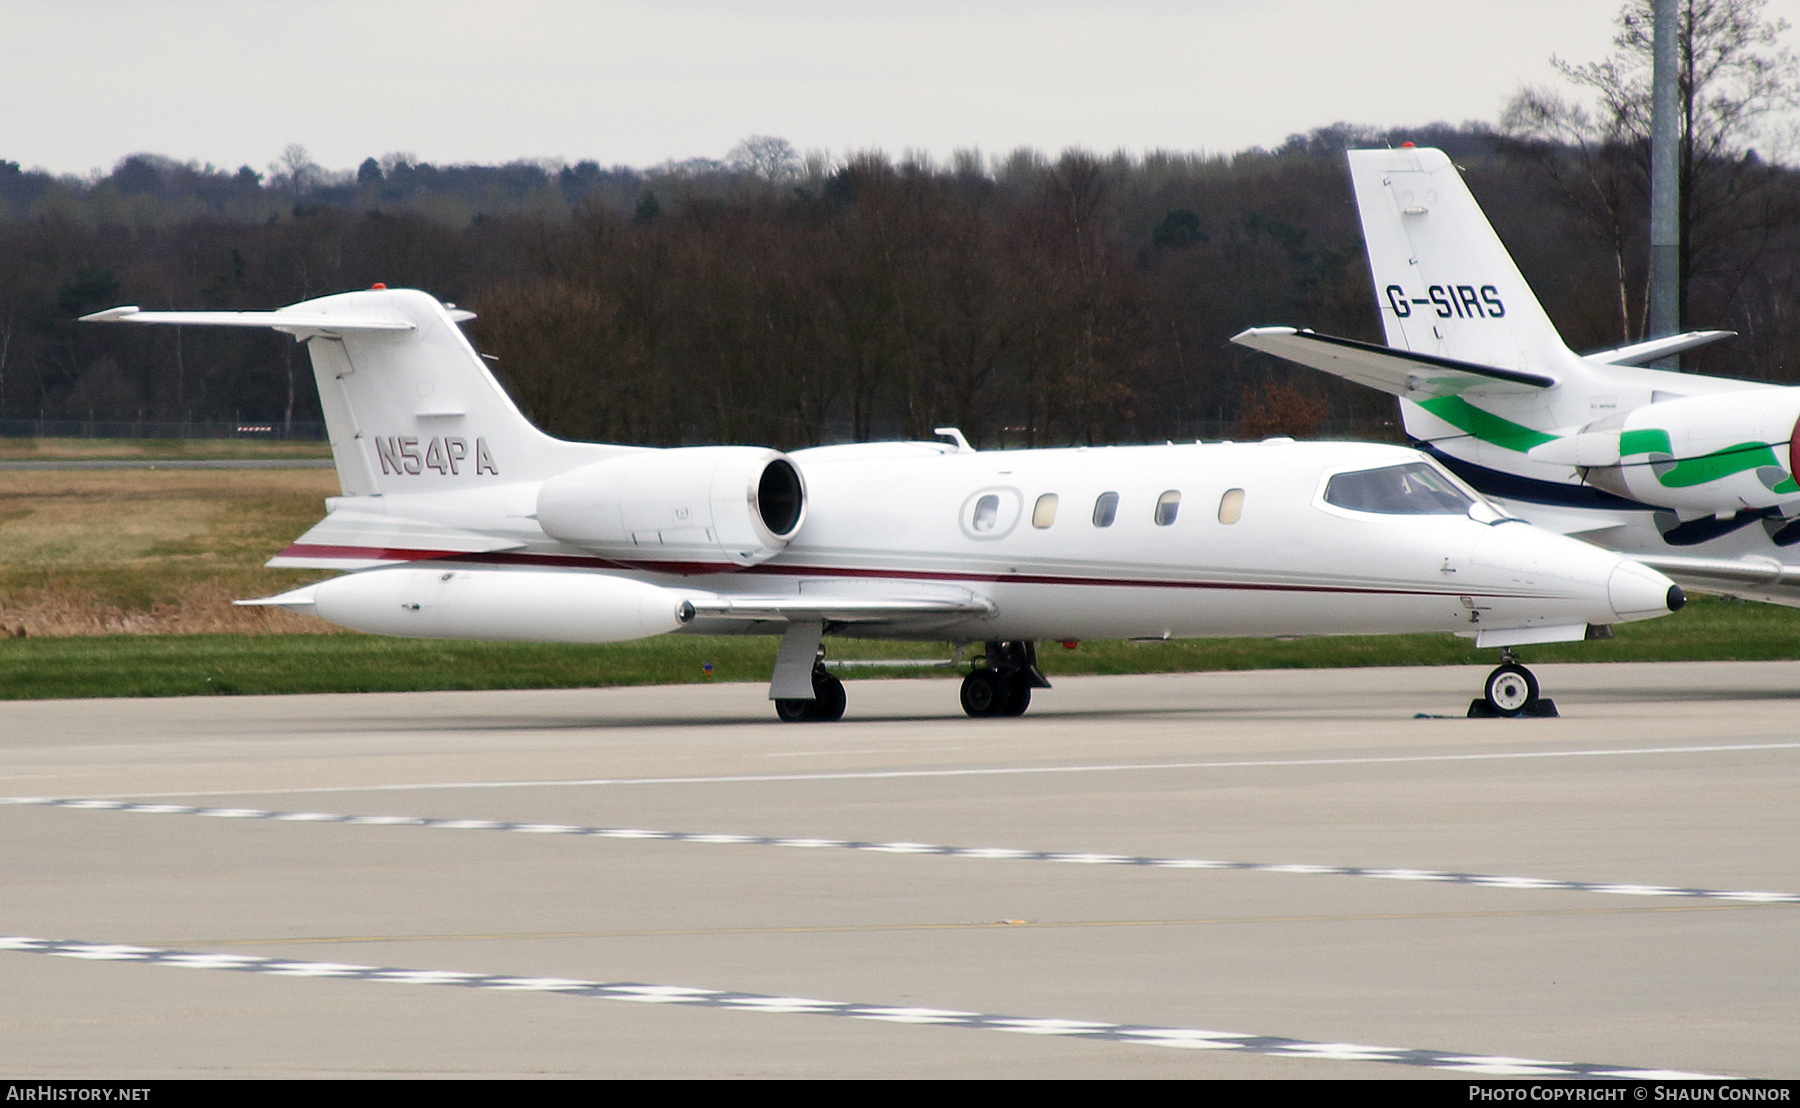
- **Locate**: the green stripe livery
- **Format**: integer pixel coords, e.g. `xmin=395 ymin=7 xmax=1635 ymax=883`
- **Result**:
xmin=1415 ymin=396 xmax=1559 ymax=452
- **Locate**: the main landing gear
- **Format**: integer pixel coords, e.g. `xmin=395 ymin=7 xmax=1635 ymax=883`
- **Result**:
xmin=774 ymin=661 xmax=846 ymax=723
xmin=767 ymin=632 xmax=1051 ymax=722
xmin=1468 ymin=649 xmax=1558 ymax=718
xmin=960 ymin=641 xmax=1051 ymax=719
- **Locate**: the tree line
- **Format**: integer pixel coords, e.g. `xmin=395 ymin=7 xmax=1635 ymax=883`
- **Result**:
xmin=2 ymin=122 xmax=1798 ymax=448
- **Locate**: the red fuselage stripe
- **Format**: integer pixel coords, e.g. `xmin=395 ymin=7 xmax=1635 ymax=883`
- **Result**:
xmin=276 ymin=542 xmax=1551 ymax=600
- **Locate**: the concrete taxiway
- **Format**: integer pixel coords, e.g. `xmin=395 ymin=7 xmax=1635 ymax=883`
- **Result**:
xmin=2 ymin=662 xmax=1797 ymax=1078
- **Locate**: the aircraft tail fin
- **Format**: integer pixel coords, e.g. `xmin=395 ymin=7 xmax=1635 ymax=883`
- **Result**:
xmin=1348 ymin=148 xmax=1581 ymax=379
xmin=84 ymin=288 xmax=621 ymax=496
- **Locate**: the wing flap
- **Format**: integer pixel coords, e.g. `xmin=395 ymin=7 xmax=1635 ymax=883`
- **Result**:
xmin=1231 ymin=326 xmax=1557 ymax=397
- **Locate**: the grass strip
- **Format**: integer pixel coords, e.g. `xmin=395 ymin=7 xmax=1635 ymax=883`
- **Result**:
xmin=0 ymin=596 xmax=1794 ymax=700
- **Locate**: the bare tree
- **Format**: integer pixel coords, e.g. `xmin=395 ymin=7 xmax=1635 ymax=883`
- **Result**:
xmin=1503 ymin=0 xmax=1800 ymax=336
xmin=272 ymin=143 xmax=319 ymax=205
xmin=727 ymin=136 xmax=802 ymax=184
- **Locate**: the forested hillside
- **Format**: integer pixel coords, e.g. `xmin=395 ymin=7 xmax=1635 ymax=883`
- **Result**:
xmin=4 ymin=122 xmax=1797 ymax=448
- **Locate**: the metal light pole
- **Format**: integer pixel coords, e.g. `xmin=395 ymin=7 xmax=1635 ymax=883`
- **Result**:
xmin=1649 ymin=0 xmax=1681 ymax=363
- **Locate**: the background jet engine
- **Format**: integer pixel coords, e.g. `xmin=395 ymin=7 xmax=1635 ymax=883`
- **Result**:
xmin=536 ymin=446 xmax=806 ymax=566
xmin=1529 ymin=388 xmax=1800 ymax=514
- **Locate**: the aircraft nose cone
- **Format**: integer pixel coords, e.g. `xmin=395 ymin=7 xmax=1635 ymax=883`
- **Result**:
xmin=1609 ymin=560 xmax=1681 ymax=619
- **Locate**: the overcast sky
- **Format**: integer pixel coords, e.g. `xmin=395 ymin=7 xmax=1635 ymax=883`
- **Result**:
xmin=8 ymin=0 xmax=1800 ymax=177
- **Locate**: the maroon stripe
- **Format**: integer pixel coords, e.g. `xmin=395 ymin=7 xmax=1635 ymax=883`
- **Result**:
xmin=276 ymin=542 xmax=1556 ymax=601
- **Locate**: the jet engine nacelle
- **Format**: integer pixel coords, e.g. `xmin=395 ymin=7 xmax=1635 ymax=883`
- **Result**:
xmin=535 ymin=446 xmax=807 ymax=566
xmin=312 ymin=566 xmax=698 ymax=642
xmin=1529 ymin=387 xmax=1800 ymax=512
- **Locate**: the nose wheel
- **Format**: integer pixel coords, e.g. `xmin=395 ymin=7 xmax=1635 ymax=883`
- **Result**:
xmin=1468 ymin=650 xmax=1558 ymax=718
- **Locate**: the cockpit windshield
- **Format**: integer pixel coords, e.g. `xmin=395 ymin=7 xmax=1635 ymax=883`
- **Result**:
xmin=1324 ymin=462 xmax=1479 ymax=515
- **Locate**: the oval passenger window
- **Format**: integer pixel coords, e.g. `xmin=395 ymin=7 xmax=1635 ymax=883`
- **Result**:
xmin=972 ymin=494 xmax=1000 ymax=532
xmin=1218 ymin=488 xmax=1244 ymax=524
xmin=1092 ymin=492 xmax=1119 ymax=527
xmin=1154 ymin=490 xmax=1181 ymax=526
xmin=1032 ymin=493 xmax=1059 ymax=529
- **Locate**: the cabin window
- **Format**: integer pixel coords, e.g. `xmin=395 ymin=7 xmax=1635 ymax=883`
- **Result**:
xmin=1218 ymin=488 xmax=1244 ymax=524
xmin=972 ymin=494 xmax=1001 ymax=532
xmin=1032 ymin=493 xmax=1059 ymax=529
xmin=1324 ymin=462 xmax=1474 ymax=515
xmin=960 ymin=487 xmax=1024 ymax=538
xmin=1092 ymin=491 xmax=1119 ymax=527
xmin=1154 ymin=490 xmax=1181 ymax=526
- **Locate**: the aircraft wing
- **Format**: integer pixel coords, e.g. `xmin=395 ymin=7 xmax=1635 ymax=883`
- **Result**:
xmin=1231 ymin=327 xmax=1557 ymax=397
xmin=1628 ymin=553 xmax=1800 ymax=609
xmin=687 ymin=594 xmax=993 ymax=624
xmin=242 ymin=580 xmax=993 ymax=624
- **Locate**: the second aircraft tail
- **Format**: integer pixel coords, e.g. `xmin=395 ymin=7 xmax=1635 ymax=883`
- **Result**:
xmin=1348 ymin=146 xmax=1582 ymax=379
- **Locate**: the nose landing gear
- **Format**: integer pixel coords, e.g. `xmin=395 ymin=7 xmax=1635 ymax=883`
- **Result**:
xmin=1468 ymin=648 xmax=1559 ymax=718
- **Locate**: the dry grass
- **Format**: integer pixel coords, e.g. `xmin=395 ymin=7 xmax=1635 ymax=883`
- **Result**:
xmin=0 ymin=467 xmax=339 ymax=636
xmin=0 ymin=437 xmax=332 ymax=460
xmin=0 ymin=579 xmax=331 ymax=637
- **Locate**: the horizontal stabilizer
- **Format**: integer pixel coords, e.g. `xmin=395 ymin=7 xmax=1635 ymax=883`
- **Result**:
xmin=80 ymin=306 xmax=415 ymax=338
xmin=1231 ymin=327 xmax=1557 ymax=398
xmin=1584 ymin=330 xmax=1736 ymax=366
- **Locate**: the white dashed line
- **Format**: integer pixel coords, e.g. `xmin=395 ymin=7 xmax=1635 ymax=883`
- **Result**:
xmin=11 ymin=796 xmax=1798 ymax=905
xmin=0 ymin=934 xmax=1724 ymax=1078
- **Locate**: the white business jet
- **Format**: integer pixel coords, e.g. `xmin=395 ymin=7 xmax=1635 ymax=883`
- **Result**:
xmin=84 ymin=287 xmax=1680 ymax=718
xmin=1235 ymin=145 xmax=1800 ymax=607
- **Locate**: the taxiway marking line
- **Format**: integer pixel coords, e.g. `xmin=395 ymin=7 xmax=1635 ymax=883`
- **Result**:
xmin=160 ymin=902 xmax=1777 ymax=948
xmin=65 ymin=740 xmax=1800 ymax=799
xmin=10 ymin=796 xmax=1797 ymax=905
xmin=0 ymin=935 xmax=1722 ymax=1078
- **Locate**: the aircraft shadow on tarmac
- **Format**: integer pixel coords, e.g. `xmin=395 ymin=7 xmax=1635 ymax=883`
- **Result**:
xmin=309 ymin=706 xmax=1261 ymax=734
xmin=300 ymin=682 xmax=1800 ymax=735
xmin=1569 ymin=686 xmax=1800 ymax=704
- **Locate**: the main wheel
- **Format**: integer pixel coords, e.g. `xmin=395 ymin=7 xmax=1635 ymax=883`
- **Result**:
xmin=960 ymin=670 xmax=1012 ymax=717
xmin=810 ymin=671 xmax=847 ymax=722
xmin=774 ymin=670 xmax=848 ymax=722
xmin=999 ymin=672 xmax=1032 ymax=717
xmin=1483 ymin=663 xmax=1539 ymax=716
